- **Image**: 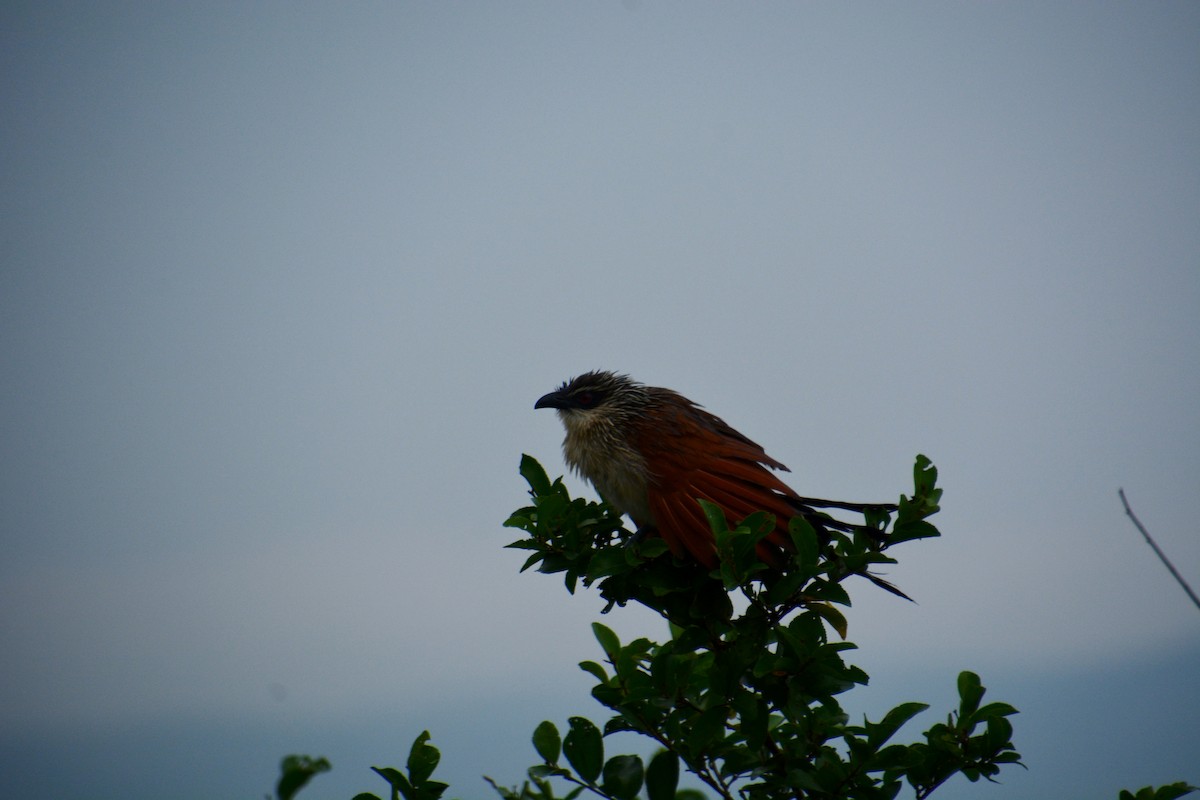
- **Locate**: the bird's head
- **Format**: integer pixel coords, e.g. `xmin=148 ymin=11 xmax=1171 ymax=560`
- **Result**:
xmin=534 ymin=371 xmax=650 ymax=429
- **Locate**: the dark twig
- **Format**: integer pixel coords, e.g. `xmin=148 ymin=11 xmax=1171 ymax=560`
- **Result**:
xmin=1118 ymin=488 xmax=1200 ymax=612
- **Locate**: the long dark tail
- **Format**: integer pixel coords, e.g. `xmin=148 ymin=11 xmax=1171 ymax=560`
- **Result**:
xmin=790 ymin=497 xmax=912 ymax=602
xmin=793 ymin=496 xmax=898 ymax=515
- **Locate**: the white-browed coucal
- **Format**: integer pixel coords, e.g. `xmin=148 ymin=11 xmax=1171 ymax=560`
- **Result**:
xmin=535 ymin=371 xmax=900 ymax=583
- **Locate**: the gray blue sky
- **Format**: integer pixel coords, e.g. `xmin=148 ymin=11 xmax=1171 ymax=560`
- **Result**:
xmin=2 ymin=3 xmax=1198 ymax=799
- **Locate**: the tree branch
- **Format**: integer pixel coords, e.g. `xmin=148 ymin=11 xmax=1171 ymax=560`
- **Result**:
xmin=1118 ymin=488 xmax=1200 ymax=612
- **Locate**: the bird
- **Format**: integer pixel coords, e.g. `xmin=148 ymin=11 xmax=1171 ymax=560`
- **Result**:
xmin=534 ymin=370 xmax=901 ymax=586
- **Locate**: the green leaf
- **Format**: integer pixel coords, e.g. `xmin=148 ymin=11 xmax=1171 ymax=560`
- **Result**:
xmin=869 ymin=702 xmax=929 ymax=748
xmin=644 ymin=750 xmax=679 ymax=800
xmin=592 ymin=622 xmax=621 ymax=658
xmin=788 ymin=768 xmax=825 ymax=793
xmin=563 ymin=717 xmax=604 ymax=783
xmin=698 ymin=499 xmax=729 ymax=534
xmin=372 ymin=767 xmax=413 ymax=799
xmin=788 ymin=516 xmax=821 ymax=574
xmin=589 ymin=547 xmax=632 ymax=578
xmin=502 ymin=512 xmax=533 ymax=530
xmin=913 ymin=454 xmax=938 ymax=497
xmin=518 ymin=551 xmax=545 ymax=572
xmin=528 ymin=764 xmax=572 ymax=781
xmin=888 ymin=519 xmax=941 ymax=544
xmin=634 ymin=538 xmax=670 ymax=558
xmin=578 ymin=660 xmax=609 ymax=682
xmin=984 ymin=714 xmax=1014 ymax=750
xmin=601 ymin=754 xmax=644 ymax=800
xmin=975 ymin=701 xmax=1019 ymax=719
xmin=807 ymin=602 xmax=849 ymax=640
xmin=532 ymin=720 xmax=561 ymax=765
xmin=406 ymin=731 xmax=440 ymax=786
xmin=519 ymin=454 xmax=553 ymax=496
xmin=423 ymin=781 xmax=449 ymax=799
xmin=957 ymin=671 xmax=984 ymax=719
xmin=276 ymin=755 xmax=331 ymax=800
xmin=603 ymin=717 xmax=640 ymax=735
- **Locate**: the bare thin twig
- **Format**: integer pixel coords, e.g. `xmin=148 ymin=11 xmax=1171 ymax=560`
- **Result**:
xmin=1118 ymin=488 xmax=1200 ymax=612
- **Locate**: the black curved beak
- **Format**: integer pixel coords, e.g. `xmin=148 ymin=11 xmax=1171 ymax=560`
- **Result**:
xmin=534 ymin=390 xmax=568 ymax=410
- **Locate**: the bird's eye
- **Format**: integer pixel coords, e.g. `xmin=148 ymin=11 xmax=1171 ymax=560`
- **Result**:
xmin=575 ymin=391 xmax=597 ymax=408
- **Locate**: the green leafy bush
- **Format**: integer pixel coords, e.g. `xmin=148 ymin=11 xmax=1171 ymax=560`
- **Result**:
xmin=487 ymin=454 xmax=1018 ymax=800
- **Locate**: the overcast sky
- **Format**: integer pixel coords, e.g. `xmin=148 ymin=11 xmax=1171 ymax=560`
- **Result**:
xmin=2 ymin=3 xmax=1198 ymax=799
